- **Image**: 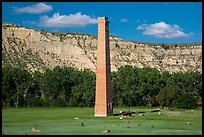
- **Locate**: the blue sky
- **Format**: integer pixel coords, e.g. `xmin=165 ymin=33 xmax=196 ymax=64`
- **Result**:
xmin=2 ymin=2 xmax=202 ymax=43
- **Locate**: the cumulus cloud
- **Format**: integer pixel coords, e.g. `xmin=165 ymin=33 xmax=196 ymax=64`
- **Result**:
xmin=136 ymin=19 xmax=148 ymax=23
xmin=120 ymin=18 xmax=129 ymax=23
xmin=22 ymin=20 xmax=37 ymax=26
xmin=39 ymin=12 xmax=97 ymax=28
xmin=136 ymin=22 xmax=193 ymax=39
xmin=13 ymin=3 xmax=52 ymax=14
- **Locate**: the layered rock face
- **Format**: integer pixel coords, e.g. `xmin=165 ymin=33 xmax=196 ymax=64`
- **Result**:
xmin=2 ymin=23 xmax=202 ymax=73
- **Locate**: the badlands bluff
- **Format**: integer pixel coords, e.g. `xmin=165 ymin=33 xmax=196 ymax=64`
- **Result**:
xmin=2 ymin=23 xmax=202 ymax=73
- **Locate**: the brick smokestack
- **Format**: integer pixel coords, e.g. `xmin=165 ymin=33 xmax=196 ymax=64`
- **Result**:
xmin=94 ymin=17 xmax=112 ymax=116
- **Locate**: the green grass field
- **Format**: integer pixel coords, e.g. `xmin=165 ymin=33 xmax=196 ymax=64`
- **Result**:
xmin=2 ymin=107 xmax=202 ymax=135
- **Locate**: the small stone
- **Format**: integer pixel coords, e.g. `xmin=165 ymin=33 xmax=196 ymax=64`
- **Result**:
xmin=187 ymin=122 xmax=191 ymax=125
xmin=101 ymin=130 xmax=110 ymax=133
xmin=139 ymin=113 xmax=144 ymax=116
xmin=31 ymin=128 xmax=40 ymax=132
xmin=74 ymin=117 xmax=79 ymax=120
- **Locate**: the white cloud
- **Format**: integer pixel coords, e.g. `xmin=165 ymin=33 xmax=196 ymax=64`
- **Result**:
xmin=22 ymin=20 xmax=37 ymax=26
xmin=136 ymin=19 xmax=147 ymax=23
xmin=39 ymin=12 xmax=97 ymax=28
xmin=136 ymin=22 xmax=193 ymax=39
xmin=13 ymin=3 xmax=52 ymax=14
xmin=120 ymin=18 xmax=129 ymax=23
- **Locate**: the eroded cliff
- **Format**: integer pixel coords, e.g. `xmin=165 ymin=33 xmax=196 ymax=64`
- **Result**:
xmin=2 ymin=23 xmax=202 ymax=73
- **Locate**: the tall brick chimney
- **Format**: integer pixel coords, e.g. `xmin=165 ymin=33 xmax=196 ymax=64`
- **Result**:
xmin=94 ymin=17 xmax=113 ymax=116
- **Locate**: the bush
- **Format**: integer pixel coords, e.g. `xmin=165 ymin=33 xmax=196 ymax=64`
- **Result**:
xmin=158 ymin=86 xmax=177 ymax=107
xmin=27 ymin=97 xmax=41 ymax=107
xmin=175 ymin=92 xmax=197 ymax=109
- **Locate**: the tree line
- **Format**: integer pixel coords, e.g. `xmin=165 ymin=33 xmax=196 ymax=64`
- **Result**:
xmin=2 ymin=65 xmax=202 ymax=109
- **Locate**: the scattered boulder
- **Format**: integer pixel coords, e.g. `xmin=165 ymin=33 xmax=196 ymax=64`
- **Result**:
xmin=100 ymin=130 xmax=110 ymax=133
xmin=187 ymin=122 xmax=191 ymax=125
xmin=139 ymin=113 xmax=144 ymax=116
xmin=31 ymin=128 xmax=40 ymax=132
xmin=74 ymin=117 xmax=79 ymax=120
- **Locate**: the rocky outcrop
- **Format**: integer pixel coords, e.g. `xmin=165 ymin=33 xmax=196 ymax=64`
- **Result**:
xmin=2 ymin=23 xmax=202 ymax=73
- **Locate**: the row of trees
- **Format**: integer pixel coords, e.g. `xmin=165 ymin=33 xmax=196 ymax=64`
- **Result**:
xmin=2 ymin=66 xmax=95 ymax=107
xmin=2 ymin=65 xmax=202 ymax=109
xmin=112 ymin=66 xmax=202 ymax=109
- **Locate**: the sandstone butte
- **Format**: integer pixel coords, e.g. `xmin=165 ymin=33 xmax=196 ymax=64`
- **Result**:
xmin=2 ymin=23 xmax=202 ymax=74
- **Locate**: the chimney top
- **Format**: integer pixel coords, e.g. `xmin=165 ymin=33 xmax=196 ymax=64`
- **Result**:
xmin=98 ymin=17 xmax=108 ymax=20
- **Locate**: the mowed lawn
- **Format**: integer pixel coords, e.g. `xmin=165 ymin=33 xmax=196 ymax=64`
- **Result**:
xmin=2 ymin=107 xmax=202 ymax=135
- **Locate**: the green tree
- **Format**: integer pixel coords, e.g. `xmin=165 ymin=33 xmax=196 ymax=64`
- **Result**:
xmin=40 ymin=66 xmax=64 ymax=106
xmin=175 ymin=92 xmax=197 ymax=109
xmin=26 ymin=71 xmax=43 ymax=107
xmin=158 ymin=86 xmax=177 ymax=108
xmin=2 ymin=66 xmax=32 ymax=107
xmin=69 ymin=69 xmax=95 ymax=107
xmin=2 ymin=66 xmax=15 ymax=107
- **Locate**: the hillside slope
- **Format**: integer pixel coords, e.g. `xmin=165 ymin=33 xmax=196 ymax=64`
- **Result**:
xmin=2 ymin=23 xmax=202 ymax=73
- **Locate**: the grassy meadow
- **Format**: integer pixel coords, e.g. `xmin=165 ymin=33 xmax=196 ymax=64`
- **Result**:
xmin=2 ymin=107 xmax=202 ymax=135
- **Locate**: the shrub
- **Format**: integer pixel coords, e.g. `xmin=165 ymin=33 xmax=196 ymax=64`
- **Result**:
xmin=158 ymin=86 xmax=177 ymax=107
xmin=175 ymin=92 xmax=197 ymax=109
